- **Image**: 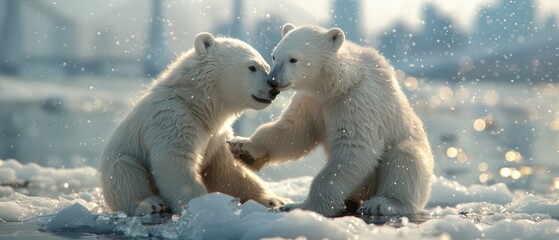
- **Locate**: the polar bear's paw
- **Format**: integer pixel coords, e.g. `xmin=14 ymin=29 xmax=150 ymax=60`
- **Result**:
xmin=134 ymin=196 xmax=169 ymax=216
xmin=279 ymin=202 xmax=306 ymax=212
xmin=358 ymin=197 xmax=412 ymax=216
xmin=255 ymin=195 xmax=290 ymax=208
xmin=227 ymin=137 xmax=267 ymax=170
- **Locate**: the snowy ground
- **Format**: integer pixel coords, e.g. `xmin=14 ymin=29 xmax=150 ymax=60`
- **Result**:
xmin=1 ymin=159 xmax=559 ymax=239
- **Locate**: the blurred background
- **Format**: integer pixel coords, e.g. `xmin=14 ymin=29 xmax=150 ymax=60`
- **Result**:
xmin=1 ymin=0 xmax=558 ymax=192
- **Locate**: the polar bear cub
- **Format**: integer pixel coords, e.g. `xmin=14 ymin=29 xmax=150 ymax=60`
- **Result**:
xmin=229 ymin=24 xmax=434 ymax=217
xmin=100 ymin=32 xmax=285 ymax=215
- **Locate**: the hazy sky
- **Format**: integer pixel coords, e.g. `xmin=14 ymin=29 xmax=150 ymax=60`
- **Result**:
xmin=19 ymin=0 xmax=559 ymax=56
xmin=50 ymin=0 xmax=559 ymax=34
xmin=293 ymin=0 xmax=558 ymax=32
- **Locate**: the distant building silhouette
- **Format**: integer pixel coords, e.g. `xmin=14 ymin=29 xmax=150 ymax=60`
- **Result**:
xmin=331 ymin=0 xmax=362 ymax=42
xmin=378 ymin=0 xmax=558 ymax=82
xmin=0 ymin=0 xmax=22 ymax=75
xmin=144 ymin=0 xmax=169 ymax=78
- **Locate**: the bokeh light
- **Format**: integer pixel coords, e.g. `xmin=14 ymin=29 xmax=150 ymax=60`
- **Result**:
xmin=404 ymin=77 xmax=418 ymax=91
xmin=446 ymin=147 xmax=458 ymax=158
xmin=500 ymin=167 xmax=512 ymax=178
xmin=473 ymin=118 xmax=486 ymax=132
xmin=505 ymin=150 xmax=522 ymax=162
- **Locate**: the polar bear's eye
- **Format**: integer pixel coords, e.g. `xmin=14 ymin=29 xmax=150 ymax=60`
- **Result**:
xmin=248 ymin=66 xmax=257 ymax=72
xmin=290 ymin=58 xmax=298 ymax=63
xmin=272 ymin=56 xmax=275 ymax=61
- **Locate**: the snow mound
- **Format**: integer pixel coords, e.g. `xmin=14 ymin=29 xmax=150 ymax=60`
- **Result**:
xmin=0 ymin=191 xmax=101 ymax=222
xmin=27 ymin=192 xmax=558 ymax=240
xmin=429 ymin=175 xmax=514 ymax=206
xmin=1 ymin=159 xmax=559 ymax=239
xmin=0 ymin=159 xmax=99 ymax=197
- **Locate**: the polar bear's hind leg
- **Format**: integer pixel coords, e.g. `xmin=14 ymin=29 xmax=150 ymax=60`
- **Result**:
xmin=101 ymin=155 xmax=164 ymax=215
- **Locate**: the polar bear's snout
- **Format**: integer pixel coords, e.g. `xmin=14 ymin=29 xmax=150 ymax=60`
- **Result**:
xmin=269 ymin=88 xmax=280 ymax=99
xmin=267 ymin=62 xmax=291 ymax=90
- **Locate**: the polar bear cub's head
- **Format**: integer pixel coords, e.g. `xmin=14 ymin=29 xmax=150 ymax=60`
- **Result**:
xmin=266 ymin=23 xmax=345 ymax=92
xmin=193 ymin=33 xmax=278 ymax=110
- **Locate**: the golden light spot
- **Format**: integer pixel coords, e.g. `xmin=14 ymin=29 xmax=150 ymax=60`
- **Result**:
xmin=446 ymin=147 xmax=458 ymax=158
xmin=552 ymin=178 xmax=559 ymax=190
xmin=404 ymin=77 xmax=419 ymax=91
xmin=519 ymin=166 xmax=533 ymax=176
xmin=429 ymin=96 xmax=441 ymax=107
xmin=439 ymin=86 xmax=454 ymax=100
xmin=479 ymin=172 xmax=493 ymax=183
xmin=511 ymin=169 xmax=522 ymax=180
xmin=473 ymin=118 xmax=486 ymax=132
xmin=483 ymin=91 xmax=500 ymax=106
xmin=500 ymin=167 xmax=512 ymax=178
xmin=549 ymin=119 xmax=559 ymax=131
xmin=505 ymin=150 xmax=522 ymax=162
xmin=478 ymin=162 xmax=488 ymax=172
xmin=457 ymin=152 xmax=468 ymax=163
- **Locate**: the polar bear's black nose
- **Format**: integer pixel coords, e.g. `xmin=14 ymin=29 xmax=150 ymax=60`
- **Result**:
xmin=269 ymin=88 xmax=280 ymax=99
xmin=267 ymin=79 xmax=279 ymax=88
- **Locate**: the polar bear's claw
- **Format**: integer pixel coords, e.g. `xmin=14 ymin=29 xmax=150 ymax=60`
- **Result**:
xmin=228 ymin=137 xmax=266 ymax=169
xmin=134 ymin=196 xmax=168 ymax=216
xmin=238 ymin=152 xmax=256 ymax=165
xmin=358 ymin=197 xmax=411 ymax=216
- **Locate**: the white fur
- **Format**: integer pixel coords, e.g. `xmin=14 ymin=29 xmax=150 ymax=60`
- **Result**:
xmin=229 ymin=24 xmax=434 ymax=217
xmin=100 ymin=33 xmax=285 ymax=215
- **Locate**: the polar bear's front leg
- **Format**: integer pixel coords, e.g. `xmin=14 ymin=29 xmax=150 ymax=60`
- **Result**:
xmin=150 ymin=149 xmax=208 ymax=213
xmin=228 ymin=93 xmax=324 ymax=170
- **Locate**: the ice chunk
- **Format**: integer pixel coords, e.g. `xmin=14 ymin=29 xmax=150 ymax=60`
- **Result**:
xmin=46 ymin=203 xmax=95 ymax=229
xmin=186 ymin=192 xmax=239 ymax=214
xmin=239 ymin=199 xmax=267 ymax=217
xmin=241 ymin=209 xmax=350 ymax=239
xmin=118 ymin=217 xmax=149 ymax=238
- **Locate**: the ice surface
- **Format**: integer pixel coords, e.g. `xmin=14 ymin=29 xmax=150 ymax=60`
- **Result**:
xmin=1 ymin=159 xmax=559 ymax=239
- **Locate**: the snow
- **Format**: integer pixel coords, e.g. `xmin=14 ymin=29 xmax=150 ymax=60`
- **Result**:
xmin=1 ymin=159 xmax=559 ymax=239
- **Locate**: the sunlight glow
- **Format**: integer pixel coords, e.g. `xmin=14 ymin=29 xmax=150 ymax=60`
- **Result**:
xmin=510 ymin=169 xmax=522 ymax=180
xmin=505 ymin=150 xmax=522 ymax=162
xmin=549 ymin=119 xmax=559 ymax=131
xmin=446 ymin=147 xmax=458 ymax=158
xmin=479 ymin=172 xmax=493 ymax=183
xmin=553 ymin=178 xmax=559 ymax=190
xmin=483 ymin=91 xmax=500 ymax=106
xmin=500 ymin=167 xmax=512 ymax=178
xmin=404 ymin=77 xmax=419 ymax=91
xmin=478 ymin=162 xmax=488 ymax=172
xmin=473 ymin=118 xmax=486 ymax=132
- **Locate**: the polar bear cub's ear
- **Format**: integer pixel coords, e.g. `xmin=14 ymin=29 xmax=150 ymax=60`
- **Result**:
xmin=325 ymin=28 xmax=345 ymax=52
xmin=281 ymin=23 xmax=296 ymax=38
xmin=194 ymin=32 xmax=215 ymax=55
